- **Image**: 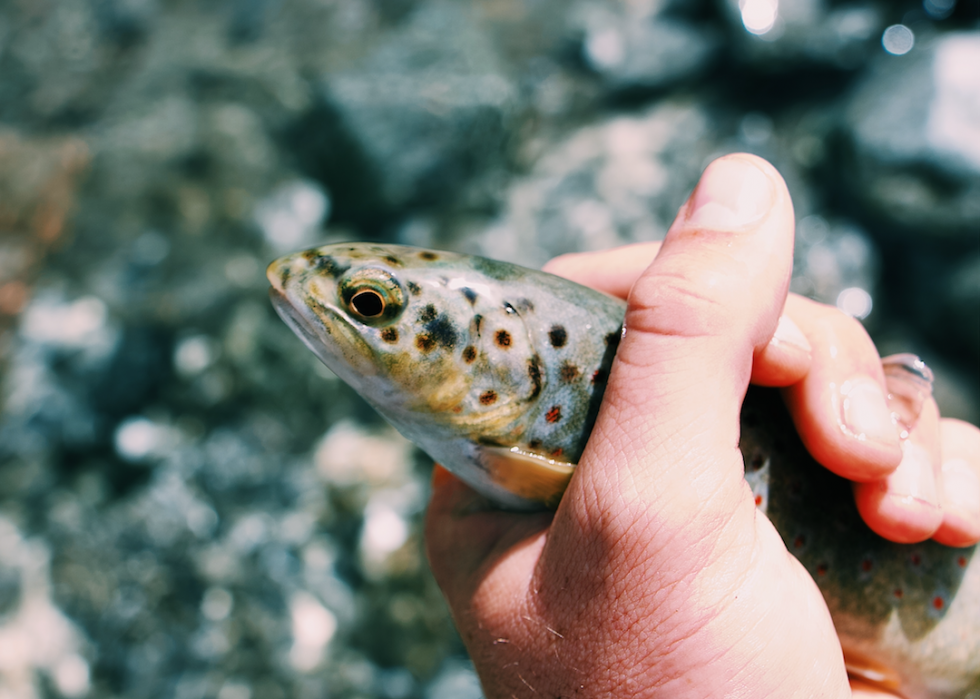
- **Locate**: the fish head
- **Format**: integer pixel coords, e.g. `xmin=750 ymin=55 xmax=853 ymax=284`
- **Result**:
xmin=266 ymin=243 xmax=537 ymax=439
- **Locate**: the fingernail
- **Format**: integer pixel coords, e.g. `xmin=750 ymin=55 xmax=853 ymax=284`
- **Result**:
xmin=942 ymin=458 xmax=980 ymax=515
xmin=885 ymin=442 xmax=939 ymax=507
xmin=686 ymin=156 xmax=775 ymax=231
xmin=841 ymin=377 xmax=900 ymax=445
xmin=882 ymin=353 xmax=934 ymax=439
xmin=771 ymin=315 xmax=811 ymax=355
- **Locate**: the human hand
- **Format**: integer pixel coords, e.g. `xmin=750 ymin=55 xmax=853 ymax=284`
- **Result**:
xmin=545 ymin=247 xmax=980 ymax=549
xmin=424 ymin=153 xmax=980 ymax=697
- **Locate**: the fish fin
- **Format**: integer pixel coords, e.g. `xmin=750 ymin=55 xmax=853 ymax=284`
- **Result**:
xmin=481 ymin=447 xmax=574 ymax=509
xmin=843 ymin=649 xmax=902 ymax=693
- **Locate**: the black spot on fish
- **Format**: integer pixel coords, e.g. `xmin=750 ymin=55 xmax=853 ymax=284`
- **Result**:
xmin=407 ymin=281 xmax=422 ymax=296
xmin=528 ymin=355 xmax=543 ymax=399
xmin=545 ymin=405 xmax=562 ymax=423
xmin=479 ymin=390 xmax=497 ymax=405
xmin=605 ymin=330 xmax=621 ymax=349
xmin=517 ymin=298 xmax=535 ymax=313
xmin=462 ymin=346 xmax=477 ymax=363
xmin=381 ymin=328 xmax=398 ymax=344
xmin=314 ymin=255 xmax=350 ymax=278
xmin=419 ymin=251 xmax=439 ymax=261
xmin=591 ymin=368 xmax=607 ymax=384
xmin=384 ymin=255 xmax=401 ymax=266
xmin=549 ymin=325 xmax=567 ymax=348
xmin=495 ymin=330 xmax=512 ymax=348
xmin=528 ymin=440 xmax=542 ymax=450
xmin=503 ymin=302 xmax=517 ymax=315
xmin=461 ymin=287 xmax=478 ymax=304
xmin=425 ymin=314 xmax=457 ymax=349
xmin=473 ymin=315 xmax=483 ymax=333
xmin=419 ymin=304 xmax=437 ymax=323
xmin=416 ymin=334 xmax=436 ymax=352
xmin=560 ymin=362 xmax=579 ymax=382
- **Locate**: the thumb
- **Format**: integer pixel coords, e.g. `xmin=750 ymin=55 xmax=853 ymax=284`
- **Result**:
xmin=533 ymin=154 xmax=848 ymax=695
xmin=565 ymin=152 xmax=794 ymax=518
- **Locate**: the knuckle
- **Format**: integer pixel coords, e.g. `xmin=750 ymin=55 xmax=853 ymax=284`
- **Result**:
xmin=627 ymin=270 xmax=742 ymax=340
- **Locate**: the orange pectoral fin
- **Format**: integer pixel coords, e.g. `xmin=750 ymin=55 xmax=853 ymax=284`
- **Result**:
xmin=481 ymin=447 xmax=575 ymax=509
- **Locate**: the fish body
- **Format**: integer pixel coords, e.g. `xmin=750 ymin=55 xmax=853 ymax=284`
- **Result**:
xmin=268 ymin=243 xmax=979 ymax=698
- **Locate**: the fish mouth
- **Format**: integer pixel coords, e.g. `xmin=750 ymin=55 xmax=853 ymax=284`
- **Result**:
xmin=267 ymin=284 xmax=379 ymax=382
xmin=267 ymin=287 xmax=335 ymax=365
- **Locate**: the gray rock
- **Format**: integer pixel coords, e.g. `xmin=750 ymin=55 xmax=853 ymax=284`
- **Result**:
xmin=316 ymin=1 xmax=518 ymax=220
xmin=791 ymin=215 xmax=880 ymax=322
xmin=577 ymin=1 xmax=718 ymax=92
xmin=717 ymin=0 xmax=884 ymax=68
xmin=845 ymin=31 xmax=980 ymax=236
xmin=471 ymin=101 xmax=721 ymax=267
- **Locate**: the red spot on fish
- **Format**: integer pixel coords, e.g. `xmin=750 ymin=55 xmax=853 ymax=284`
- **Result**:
xmin=910 ymin=553 xmax=921 ymax=566
xmin=754 ymin=495 xmax=763 ymax=506
xmin=550 ymin=447 xmax=563 ymax=458
xmin=545 ymin=405 xmax=562 ymax=423
xmin=894 ymin=588 xmax=903 ymax=599
xmin=381 ymin=328 xmax=398 ymax=343
xmin=861 ymin=558 xmax=873 ymax=573
xmin=495 ymin=330 xmax=512 ymax=348
xmin=793 ymin=535 xmax=805 ymax=549
xmin=932 ymin=596 xmax=945 ymax=611
xmin=958 ymin=556 xmax=967 ymax=568
xmin=816 ymin=564 xmax=827 ymax=576
xmin=591 ymin=369 xmax=607 ymax=384
xmin=452 ymin=405 xmax=463 ymax=414
xmin=463 ymin=346 xmax=477 ymax=363
xmin=480 ymin=390 xmax=497 ymax=405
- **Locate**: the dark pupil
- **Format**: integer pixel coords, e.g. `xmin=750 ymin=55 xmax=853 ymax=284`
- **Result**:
xmin=351 ymin=290 xmax=385 ymax=317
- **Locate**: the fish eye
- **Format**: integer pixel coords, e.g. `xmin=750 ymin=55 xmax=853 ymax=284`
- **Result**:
xmin=338 ymin=268 xmax=406 ymax=326
xmin=350 ymin=289 xmax=385 ymax=317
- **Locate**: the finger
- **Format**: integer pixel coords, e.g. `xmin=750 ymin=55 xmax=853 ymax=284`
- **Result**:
xmin=933 ymin=418 xmax=980 ymax=546
xmin=750 ymin=310 xmax=812 ymax=386
xmin=782 ymin=295 xmax=903 ymax=482
xmin=545 ymin=245 xmax=812 ymax=386
xmin=542 ymin=242 xmax=661 ymax=300
xmin=854 ymin=397 xmax=943 ymax=543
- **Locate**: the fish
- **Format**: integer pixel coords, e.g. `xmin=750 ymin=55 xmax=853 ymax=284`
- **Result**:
xmin=267 ymin=242 xmax=979 ymax=699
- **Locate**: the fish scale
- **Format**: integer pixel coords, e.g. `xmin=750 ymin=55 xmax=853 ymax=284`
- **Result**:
xmin=268 ymin=242 xmax=979 ymax=699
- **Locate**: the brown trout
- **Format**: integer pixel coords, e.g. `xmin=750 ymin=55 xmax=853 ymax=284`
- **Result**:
xmin=267 ymin=243 xmax=979 ymax=698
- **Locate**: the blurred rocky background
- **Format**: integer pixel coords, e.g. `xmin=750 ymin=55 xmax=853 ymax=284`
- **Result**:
xmin=0 ymin=0 xmax=977 ymax=697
